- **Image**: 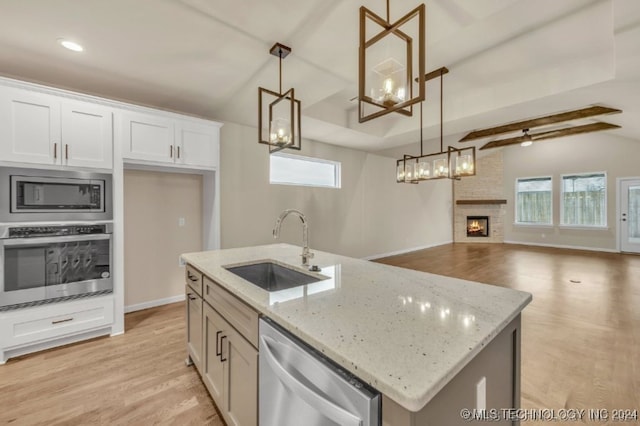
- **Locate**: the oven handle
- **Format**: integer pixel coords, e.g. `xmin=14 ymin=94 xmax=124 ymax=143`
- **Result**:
xmin=2 ymin=234 xmax=111 ymax=246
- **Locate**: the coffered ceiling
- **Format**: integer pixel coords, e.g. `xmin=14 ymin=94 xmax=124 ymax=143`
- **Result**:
xmin=0 ymin=0 xmax=638 ymax=153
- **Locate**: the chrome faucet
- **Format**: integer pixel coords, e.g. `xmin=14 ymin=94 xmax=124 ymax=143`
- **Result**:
xmin=273 ymin=209 xmax=314 ymax=265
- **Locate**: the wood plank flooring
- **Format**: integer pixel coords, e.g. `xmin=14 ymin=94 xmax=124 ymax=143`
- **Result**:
xmin=1 ymin=243 xmax=638 ymax=425
xmin=377 ymin=243 xmax=640 ymax=422
xmin=0 ymin=303 xmax=223 ymax=426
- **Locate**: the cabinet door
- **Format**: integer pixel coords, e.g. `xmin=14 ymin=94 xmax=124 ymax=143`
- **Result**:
xmin=175 ymin=121 xmax=219 ymax=169
xmin=224 ymin=325 xmax=258 ymax=426
xmin=121 ymin=111 xmax=174 ymax=163
xmin=61 ymin=101 xmax=113 ymax=169
xmin=0 ymin=88 xmax=60 ymax=165
xmin=202 ymin=303 xmax=226 ymax=404
xmin=186 ymin=289 xmax=203 ymax=373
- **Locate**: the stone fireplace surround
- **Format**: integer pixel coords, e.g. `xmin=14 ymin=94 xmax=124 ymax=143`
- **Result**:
xmin=453 ymin=151 xmax=506 ymax=243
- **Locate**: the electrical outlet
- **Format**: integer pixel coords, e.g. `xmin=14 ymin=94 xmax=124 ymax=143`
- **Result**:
xmin=476 ymin=376 xmax=486 ymax=411
xmin=178 ymin=217 xmax=186 ymax=227
xmin=178 ymin=256 xmax=186 ymax=267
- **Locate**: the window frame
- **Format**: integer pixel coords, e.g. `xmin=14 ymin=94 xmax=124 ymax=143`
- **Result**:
xmin=514 ymin=175 xmax=553 ymax=226
xmin=269 ymin=152 xmax=342 ymax=189
xmin=559 ymin=171 xmax=607 ymax=229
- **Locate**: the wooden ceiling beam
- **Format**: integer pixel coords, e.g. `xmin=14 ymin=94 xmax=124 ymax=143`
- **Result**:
xmin=461 ymin=106 xmax=621 ymax=142
xmin=479 ymin=122 xmax=620 ymax=150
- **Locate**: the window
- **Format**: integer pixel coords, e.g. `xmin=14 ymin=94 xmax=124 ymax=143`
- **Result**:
xmin=561 ymin=173 xmax=606 ymax=227
xmin=516 ymin=177 xmax=552 ymax=224
xmin=270 ymin=152 xmax=341 ymax=188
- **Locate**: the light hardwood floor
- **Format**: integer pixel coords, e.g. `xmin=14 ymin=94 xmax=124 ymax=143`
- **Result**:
xmin=1 ymin=243 xmax=638 ymax=425
xmin=377 ymin=243 xmax=640 ymax=422
xmin=0 ymin=303 xmax=223 ymax=426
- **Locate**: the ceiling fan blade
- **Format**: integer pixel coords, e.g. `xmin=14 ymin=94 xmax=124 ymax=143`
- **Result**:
xmin=461 ymin=106 xmax=621 ymax=142
xmin=480 ymin=122 xmax=620 ymax=150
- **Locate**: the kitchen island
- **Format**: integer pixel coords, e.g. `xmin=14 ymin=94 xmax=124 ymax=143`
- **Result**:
xmin=182 ymin=244 xmax=532 ymax=425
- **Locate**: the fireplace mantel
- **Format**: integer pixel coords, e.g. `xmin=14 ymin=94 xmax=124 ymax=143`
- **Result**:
xmin=456 ymin=199 xmax=507 ymax=205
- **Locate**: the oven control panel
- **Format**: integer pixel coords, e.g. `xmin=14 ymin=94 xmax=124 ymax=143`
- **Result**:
xmin=8 ymin=224 xmax=108 ymax=238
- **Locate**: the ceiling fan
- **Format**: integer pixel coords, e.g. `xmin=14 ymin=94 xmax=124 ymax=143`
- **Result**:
xmin=459 ymin=105 xmax=622 ymax=150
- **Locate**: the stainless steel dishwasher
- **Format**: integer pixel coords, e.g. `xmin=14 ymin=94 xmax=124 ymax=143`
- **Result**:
xmin=259 ymin=317 xmax=381 ymax=426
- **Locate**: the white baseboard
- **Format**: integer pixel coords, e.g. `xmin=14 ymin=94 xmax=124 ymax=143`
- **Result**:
xmin=363 ymin=240 xmax=454 ymax=261
xmin=503 ymin=240 xmax=619 ymax=253
xmin=124 ymin=294 xmax=185 ymax=313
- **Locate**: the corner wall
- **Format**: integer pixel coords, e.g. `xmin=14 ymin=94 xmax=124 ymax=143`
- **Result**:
xmin=220 ymin=122 xmax=453 ymax=259
xmin=503 ymin=132 xmax=639 ymax=251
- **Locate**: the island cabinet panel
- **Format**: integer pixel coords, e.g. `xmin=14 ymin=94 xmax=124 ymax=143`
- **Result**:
xmin=193 ymin=269 xmax=258 ymax=426
xmin=203 ymin=276 xmax=259 ymax=348
xmin=383 ymin=315 xmax=521 ymax=426
xmin=186 ymin=285 xmax=203 ymax=373
xmin=223 ymin=322 xmax=258 ymax=426
xmin=202 ymin=302 xmax=226 ymax=403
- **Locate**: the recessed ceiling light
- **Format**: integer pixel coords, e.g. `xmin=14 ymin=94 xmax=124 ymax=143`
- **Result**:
xmin=58 ymin=39 xmax=84 ymax=52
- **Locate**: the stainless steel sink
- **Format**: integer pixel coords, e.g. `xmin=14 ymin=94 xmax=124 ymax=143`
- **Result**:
xmin=224 ymin=261 xmax=323 ymax=291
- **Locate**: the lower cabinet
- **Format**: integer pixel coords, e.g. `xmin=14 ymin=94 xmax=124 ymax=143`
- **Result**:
xmin=202 ymin=302 xmax=258 ymax=426
xmin=186 ymin=286 xmax=203 ymax=373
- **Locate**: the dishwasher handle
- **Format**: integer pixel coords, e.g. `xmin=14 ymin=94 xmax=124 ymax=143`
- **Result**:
xmin=260 ymin=335 xmax=363 ymax=426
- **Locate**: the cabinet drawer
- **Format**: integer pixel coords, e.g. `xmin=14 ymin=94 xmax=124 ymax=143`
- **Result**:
xmin=1 ymin=296 xmax=114 ymax=349
xmin=203 ymin=277 xmax=259 ymax=348
xmin=186 ymin=265 xmax=203 ymax=296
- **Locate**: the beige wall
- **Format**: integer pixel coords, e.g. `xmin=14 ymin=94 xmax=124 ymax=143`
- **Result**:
xmin=124 ymin=170 xmax=203 ymax=308
xmin=503 ymin=132 xmax=639 ymax=251
xmin=220 ymin=122 xmax=453 ymax=259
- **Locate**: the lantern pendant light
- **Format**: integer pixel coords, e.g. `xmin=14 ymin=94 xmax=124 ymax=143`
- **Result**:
xmin=258 ymin=43 xmax=302 ymax=153
xmin=359 ymin=0 xmax=425 ymax=123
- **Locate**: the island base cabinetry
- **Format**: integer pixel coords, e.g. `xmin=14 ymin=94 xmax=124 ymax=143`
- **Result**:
xmin=383 ymin=315 xmax=522 ymax=426
xmin=186 ymin=265 xmax=258 ymax=426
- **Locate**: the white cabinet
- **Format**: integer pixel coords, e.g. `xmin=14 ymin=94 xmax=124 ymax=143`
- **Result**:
xmin=0 ymin=295 xmax=115 ymax=364
xmin=121 ymin=111 xmax=174 ymax=164
xmin=0 ymin=87 xmax=113 ymax=169
xmin=0 ymin=89 xmax=60 ymax=164
xmin=176 ymin=120 xmax=219 ymax=169
xmin=61 ymin=101 xmax=113 ymax=168
xmin=122 ymin=111 xmax=220 ymax=169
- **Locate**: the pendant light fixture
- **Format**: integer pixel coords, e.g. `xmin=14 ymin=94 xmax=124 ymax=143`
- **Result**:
xmin=358 ymin=0 xmax=425 ymax=123
xmin=396 ymin=67 xmax=476 ymax=183
xmin=520 ymin=129 xmax=533 ymax=147
xmin=258 ymin=43 xmax=302 ymax=153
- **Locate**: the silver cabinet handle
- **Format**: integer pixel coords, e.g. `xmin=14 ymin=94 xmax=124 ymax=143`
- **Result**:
xmin=260 ymin=335 xmax=363 ymax=426
xmin=65 ymin=144 xmax=69 ymax=160
xmin=177 ymin=146 xmax=180 ymax=159
xmin=52 ymin=317 xmax=73 ymax=325
xmin=53 ymin=142 xmax=58 ymax=159
xmin=170 ymin=145 xmax=173 ymax=158
xmin=187 ymin=293 xmax=197 ymax=301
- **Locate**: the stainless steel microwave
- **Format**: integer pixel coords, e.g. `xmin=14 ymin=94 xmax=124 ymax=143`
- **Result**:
xmin=0 ymin=167 xmax=113 ymax=222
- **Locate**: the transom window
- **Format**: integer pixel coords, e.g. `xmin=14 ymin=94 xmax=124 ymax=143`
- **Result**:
xmin=270 ymin=152 xmax=341 ymax=188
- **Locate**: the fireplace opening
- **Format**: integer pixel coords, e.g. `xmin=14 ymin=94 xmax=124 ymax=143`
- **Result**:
xmin=467 ymin=216 xmax=489 ymax=237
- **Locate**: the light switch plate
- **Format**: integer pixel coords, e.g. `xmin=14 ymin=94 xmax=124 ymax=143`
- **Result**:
xmin=178 ymin=256 xmax=186 ymax=267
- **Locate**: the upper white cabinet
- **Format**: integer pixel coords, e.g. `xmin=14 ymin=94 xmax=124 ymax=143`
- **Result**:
xmin=122 ymin=111 xmax=220 ymax=170
xmin=0 ymin=87 xmax=113 ymax=169
xmin=61 ymin=101 xmax=113 ymax=169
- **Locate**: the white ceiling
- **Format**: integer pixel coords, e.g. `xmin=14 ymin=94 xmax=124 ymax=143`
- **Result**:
xmin=0 ymin=0 xmax=638 ymax=154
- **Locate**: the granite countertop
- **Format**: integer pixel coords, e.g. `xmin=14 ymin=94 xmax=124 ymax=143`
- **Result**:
xmin=181 ymin=243 xmax=532 ymax=412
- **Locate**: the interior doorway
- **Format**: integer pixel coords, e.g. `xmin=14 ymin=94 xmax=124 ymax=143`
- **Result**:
xmin=619 ymin=178 xmax=640 ymax=253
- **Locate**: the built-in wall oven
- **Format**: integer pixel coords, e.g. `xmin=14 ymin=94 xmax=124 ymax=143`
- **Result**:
xmin=0 ymin=223 xmax=113 ymax=311
xmin=0 ymin=167 xmax=114 ymax=311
